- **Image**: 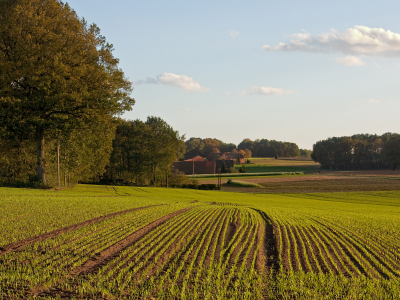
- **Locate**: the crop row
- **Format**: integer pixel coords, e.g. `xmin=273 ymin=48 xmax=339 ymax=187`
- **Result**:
xmin=48 ymin=206 xmax=263 ymax=299
xmin=0 ymin=204 xmax=189 ymax=299
xmin=273 ymin=217 xmax=400 ymax=279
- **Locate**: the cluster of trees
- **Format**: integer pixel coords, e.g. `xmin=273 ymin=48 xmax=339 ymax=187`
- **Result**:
xmin=107 ymin=117 xmax=185 ymax=185
xmin=185 ymin=138 xmax=237 ymax=157
xmin=238 ymin=139 xmax=300 ymax=157
xmin=311 ymin=133 xmax=400 ymax=170
xmin=0 ymin=0 xmax=133 ymax=185
xmin=300 ymin=149 xmax=312 ymax=157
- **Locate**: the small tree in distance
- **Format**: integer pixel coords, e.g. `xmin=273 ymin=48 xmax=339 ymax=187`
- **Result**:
xmin=220 ymin=162 xmax=227 ymax=173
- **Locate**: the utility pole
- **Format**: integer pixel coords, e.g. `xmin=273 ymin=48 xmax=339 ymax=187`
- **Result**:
xmin=57 ymin=139 xmax=60 ymax=187
xmin=192 ymin=160 xmax=194 ymax=181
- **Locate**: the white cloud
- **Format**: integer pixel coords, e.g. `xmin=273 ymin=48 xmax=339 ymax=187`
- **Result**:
xmin=134 ymin=77 xmax=159 ymax=85
xmin=396 ymin=63 xmax=400 ymax=68
xmin=183 ymin=107 xmax=190 ymax=111
xmin=368 ymin=99 xmax=380 ymax=104
xmin=230 ymin=30 xmax=240 ymax=39
xmin=241 ymin=86 xmax=297 ymax=95
xmin=333 ymin=55 xmax=365 ymax=66
xmin=157 ymin=72 xmax=210 ymax=92
xmin=263 ymin=26 xmax=400 ymax=57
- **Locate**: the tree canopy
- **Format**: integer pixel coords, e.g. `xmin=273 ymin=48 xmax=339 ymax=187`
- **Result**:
xmin=108 ymin=117 xmax=185 ymax=185
xmin=238 ymin=138 xmax=300 ymax=157
xmin=0 ymin=0 xmax=134 ymax=183
xmin=311 ymin=133 xmax=400 ymax=170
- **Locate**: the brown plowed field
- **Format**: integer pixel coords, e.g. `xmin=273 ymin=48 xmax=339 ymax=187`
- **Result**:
xmin=220 ymin=176 xmax=400 ymax=193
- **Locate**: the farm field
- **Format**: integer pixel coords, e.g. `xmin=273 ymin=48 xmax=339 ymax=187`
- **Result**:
xmin=237 ymin=157 xmax=320 ymax=173
xmin=1 ymin=185 xmax=400 ymax=299
xmin=205 ymin=174 xmax=400 ymax=193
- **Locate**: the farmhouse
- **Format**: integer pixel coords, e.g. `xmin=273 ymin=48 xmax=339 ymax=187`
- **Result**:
xmin=172 ymin=160 xmax=216 ymax=174
xmin=207 ymin=152 xmax=245 ymax=164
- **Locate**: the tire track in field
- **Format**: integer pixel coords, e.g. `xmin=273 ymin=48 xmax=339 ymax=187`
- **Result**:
xmin=0 ymin=205 xmax=162 ymax=256
xmin=251 ymin=209 xmax=279 ymax=273
xmin=70 ymin=206 xmax=195 ymax=276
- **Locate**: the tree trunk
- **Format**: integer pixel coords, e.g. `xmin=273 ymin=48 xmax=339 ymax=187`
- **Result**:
xmin=36 ymin=127 xmax=46 ymax=184
xmin=57 ymin=139 xmax=60 ymax=186
xmin=64 ymin=154 xmax=67 ymax=186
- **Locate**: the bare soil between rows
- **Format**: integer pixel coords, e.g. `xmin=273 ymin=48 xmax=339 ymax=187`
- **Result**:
xmin=0 ymin=205 xmax=162 ymax=256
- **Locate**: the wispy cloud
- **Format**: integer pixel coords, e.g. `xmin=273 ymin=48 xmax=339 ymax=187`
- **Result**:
xmin=333 ymin=55 xmax=365 ymax=66
xmin=134 ymin=73 xmax=210 ymax=92
xmin=368 ymin=99 xmax=380 ymax=104
xmin=230 ymin=30 xmax=240 ymax=39
xmin=134 ymin=77 xmax=159 ymax=85
xmin=263 ymin=26 xmax=400 ymax=57
xmin=157 ymin=73 xmax=210 ymax=92
xmin=240 ymin=86 xmax=297 ymax=96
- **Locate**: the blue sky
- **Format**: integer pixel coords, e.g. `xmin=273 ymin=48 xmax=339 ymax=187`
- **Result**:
xmin=67 ymin=0 xmax=400 ymax=149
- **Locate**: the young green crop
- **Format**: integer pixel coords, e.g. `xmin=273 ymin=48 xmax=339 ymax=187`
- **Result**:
xmin=1 ymin=185 xmax=400 ymax=299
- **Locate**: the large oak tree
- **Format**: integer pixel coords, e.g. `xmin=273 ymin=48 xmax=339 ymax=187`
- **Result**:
xmin=0 ymin=0 xmax=134 ymax=183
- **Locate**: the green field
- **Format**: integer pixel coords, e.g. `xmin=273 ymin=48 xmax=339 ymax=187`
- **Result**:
xmin=237 ymin=157 xmax=320 ymax=173
xmin=1 ymin=185 xmax=400 ymax=299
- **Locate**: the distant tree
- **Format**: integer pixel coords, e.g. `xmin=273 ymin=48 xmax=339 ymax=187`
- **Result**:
xmin=216 ymin=140 xmax=237 ymax=153
xmin=220 ymin=162 xmax=227 ymax=173
xmin=203 ymin=138 xmax=220 ymax=157
xmin=300 ymin=149 xmax=312 ymax=157
xmin=238 ymin=138 xmax=254 ymax=152
xmin=185 ymin=138 xmax=205 ymax=156
xmin=239 ymin=165 xmax=246 ymax=173
xmin=244 ymin=149 xmax=252 ymax=158
xmin=109 ymin=117 xmax=185 ymax=185
xmin=382 ymin=136 xmax=400 ymax=170
xmin=238 ymin=138 xmax=300 ymax=157
xmin=312 ymin=133 xmax=400 ymax=170
xmin=0 ymin=0 xmax=133 ymax=184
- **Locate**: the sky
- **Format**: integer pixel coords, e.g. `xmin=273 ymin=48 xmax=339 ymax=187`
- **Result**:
xmin=66 ymin=0 xmax=400 ymax=149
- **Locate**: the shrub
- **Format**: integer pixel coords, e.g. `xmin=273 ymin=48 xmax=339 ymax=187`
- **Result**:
xmin=168 ymin=171 xmax=189 ymax=186
xmin=228 ymin=167 xmax=239 ymax=173
xmin=220 ymin=162 xmax=228 ymax=173
xmin=239 ymin=165 xmax=246 ymax=173
xmin=223 ymin=180 xmax=262 ymax=188
xmin=198 ymin=184 xmax=220 ymax=190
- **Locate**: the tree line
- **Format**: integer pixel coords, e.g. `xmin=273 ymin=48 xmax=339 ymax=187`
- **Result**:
xmin=238 ymin=138 xmax=301 ymax=157
xmin=311 ymin=133 xmax=400 ymax=170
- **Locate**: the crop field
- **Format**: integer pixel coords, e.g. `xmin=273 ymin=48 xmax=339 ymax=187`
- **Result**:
xmin=1 ymin=185 xmax=400 ymax=299
xmin=238 ymin=157 xmax=320 ymax=173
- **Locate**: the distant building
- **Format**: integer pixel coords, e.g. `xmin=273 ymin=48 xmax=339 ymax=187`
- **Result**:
xmin=172 ymin=161 xmax=216 ymax=174
xmin=207 ymin=152 xmax=245 ymax=164
xmin=181 ymin=155 xmax=205 ymax=162
xmin=206 ymin=152 xmax=221 ymax=161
